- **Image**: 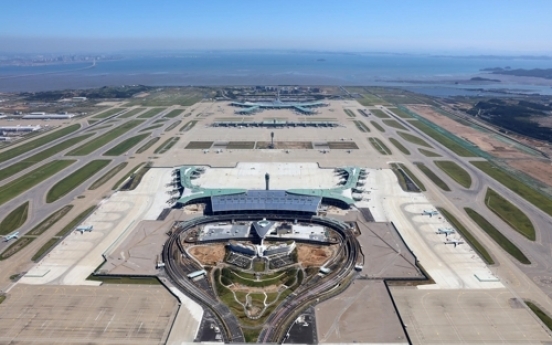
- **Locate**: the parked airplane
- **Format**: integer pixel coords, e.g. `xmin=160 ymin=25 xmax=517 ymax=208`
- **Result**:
xmin=436 ymin=228 xmax=456 ymax=236
xmin=422 ymin=210 xmax=439 ymax=217
xmin=3 ymin=231 xmax=19 ymax=242
xmin=75 ymin=225 xmax=93 ymax=234
xmin=444 ymin=239 xmax=464 ymax=247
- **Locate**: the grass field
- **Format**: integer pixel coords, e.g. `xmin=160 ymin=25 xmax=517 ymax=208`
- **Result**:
xmin=66 ymin=120 xmax=143 ymax=156
xmin=434 ymin=161 xmax=472 ymax=188
xmin=92 ymin=108 xmax=122 ymax=119
xmin=388 ymin=107 xmax=413 ymax=118
xmin=89 ymin=162 xmax=128 ymax=190
xmin=226 ymin=141 xmax=256 ymax=149
xmin=113 ymin=163 xmax=145 ymax=190
xmin=472 ymin=161 xmax=552 ymax=218
xmin=119 ymin=163 xmax=151 ymax=191
xmin=140 ymin=124 xmax=163 ymax=132
xmin=164 ymin=109 xmax=184 ymax=118
xmin=382 ymin=119 xmax=408 ymax=131
xmin=368 ymin=137 xmax=392 ymax=155
xmin=344 ymin=109 xmax=356 ymax=117
xmin=353 ymin=120 xmax=370 ymax=132
xmin=355 ymin=94 xmax=387 ymax=106
xmin=55 ymin=206 xmax=96 ymax=237
xmin=397 ymin=131 xmax=432 ymax=148
xmin=165 ymin=120 xmax=181 ymax=132
xmin=0 ymin=205 xmax=74 ymax=260
xmin=154 ymin=137 xmax=180 ymax=154
xmin=0 ymin=124 xmax=80 ymax=164
xmin=397 ymin=163 xmax=426 ymax=191
xmin=103 ymin=134 xmax=149 ymax=156
xmin=371 ymin=109 xmax=390 ymax=118
xmin=0 ymin=133 xmax=93 ymax=182
xmin=118 ymin=108 xmax=146 ymax=118
xmin=0 ymin=202 xmax=29 ymax=235
xmin=0 ymin=160 xmax=75 ymax=207
xmin=46 ymin=160 xmax=111 ymax=203
xmin=370 ymin=121 xmax=385 ymax=132
xmin=136 ymin=137 xmax=160 ymax=153
xmin=31 ymin=238 xmax=59 ymax=262
xmin=410 ymin=121 xmax=477 ymax=157
xmin=137 ymin=107 xmax=166 ymax=118
xmin=389 ymin=138 xmax=410 ymax=155
xmin=438 ymin=208 xmax=494 ymax=265
xmin=185 ymin=141 xmax=214 ymax=149
xmin=485 ymin=188 xmax=535 ymax=241
xmin=415 ymin=163 xmax=451 ymax=191
xmin=419 ymin=148 xmax=441 ymax=157
xmin=465 ymin=207 xmax=530 ymax=264
xmin=180 ymin=120 xmax=198 ymax=132
xmin=525 ymin=301 xmax=552 ymax=331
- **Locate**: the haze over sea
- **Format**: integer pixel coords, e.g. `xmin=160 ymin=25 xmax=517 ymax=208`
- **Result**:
xmin=1 ymin=52 xmax=551 ymax=95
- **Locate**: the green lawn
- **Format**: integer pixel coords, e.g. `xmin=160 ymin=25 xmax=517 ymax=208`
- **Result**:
xmin=0 ymin=133 xmax=93 ymax=182
xmin=46 ymin=160 xmax=111 ymax=203
xmin=31 ymin=238 xmax=59 ymax=262
xmin=389 ymin=138 xmax=410 ymax=155
xmin=485 ymin=188 xmax=535 ymax=241
xmin=388 ymin=107 xmax=413 ymax=118
xmin=89 ymin=162 xmax=128 ymax=190
xmin=0 ymin=124 xmax=80 ymax=164
xmin=371 ymin=109 xmax=390 ymax=118
xmin=382 ymin=119 xmax=408 ymax=131
xmin=112 ymin=163 xmax=145 ymax=190
xmin=0 ymin=160 xmax=75 ymax=207
xmin=419 ymin=148 xmax=441 ymax=157
xmin=137 ymin=107 xmax=166 ymax=118
xmin=55 ymin=206 xmax=96 ymax=237
xmin=66 ymin=120 xmax=143 ymax=156
xmin=472 ymin=161 xmax=552 ymax=218
xmin=397 ymin=131 xmax=432 ymax=148
xmin=344 ymin=109 xmax=356 ymax=117
xmin=415 ymin=163 xmax=451 ymax=191
xmin=353 ymin=120 xmax=370 ymax=132
xmin=136 ymin=137 xmax=160 ymax=154
xmin=118 ymin=108 xmax=146 ymax=118
xmin=355 ymin=93 xmax=388 ymax=106
xmin=465 ymin=208 xmax=530 ymax=264
xmin=164 ymin=109 xmax=184 ymax=118
xmin=154 ymin=137 xmax=180 ymax=154
xmin=28 ymin=205 xmax=74 ymax=236
xmin=410 ymin=121 xmax=477 ymax=157
xmin=87 ymin=275 xmax=160 ymax=285
xmin=92 ymin=108 xmax=122 ymax=119
xmin=103 ymin=134 xmax=149 ymax=156
xmin=180 ymin=120 xmax=198 ymax=132
xmin=0 ymin=202 xmax=29 ymax=235
xmin=438 ymin=208 xmax=494 ymax=265
xmin=370 ymin=121 xmax=385 ymax=132
xmin=165 ymin=120 xmax=181 ymax=132
xmin=525 ymin=301 xmax=552 ymax=331
xmin=368 ymin=137 xmax=392 ymax=155
xmin=140 ymin=124 xmax=163 ymax=132
xmin=399 ymin=163 xmax=426 ymax=191
xmin=434 ymin=161 xmax=472 ymax=188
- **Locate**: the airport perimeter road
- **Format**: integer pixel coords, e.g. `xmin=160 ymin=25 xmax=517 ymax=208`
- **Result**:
xmin=374 ymin=106 xmax=552 ymax=317
xmin=0 ymin=106 xmax=178 ymax=257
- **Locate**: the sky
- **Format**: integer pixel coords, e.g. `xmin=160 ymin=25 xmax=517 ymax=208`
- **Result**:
xmin=1 ymin=0 xmax=552 ymax=55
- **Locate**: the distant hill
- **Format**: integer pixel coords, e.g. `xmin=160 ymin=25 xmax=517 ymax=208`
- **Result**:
xmin=481 ymin=67 xmax=552 ymax=80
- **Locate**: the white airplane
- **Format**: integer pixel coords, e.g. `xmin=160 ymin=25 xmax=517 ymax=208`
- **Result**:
xmin=436 ymin=228 xmax=456 ymax=236
xmin=75 ymin=226 xmax=93 ymax=234
xmin=422 ymin=210 xmax=439 ymax=217
xmin=444 ymin=239 xmax=464 ymax=247
xmin=3 ymin=231 xmax=19 ymax=242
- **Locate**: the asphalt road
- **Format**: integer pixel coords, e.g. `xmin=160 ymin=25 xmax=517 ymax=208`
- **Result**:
xmin=0 ymin=105 xmax=177 ymax=254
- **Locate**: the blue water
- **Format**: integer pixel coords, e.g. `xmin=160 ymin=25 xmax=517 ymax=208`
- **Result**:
xmin=1 ymin=52 xmax=551 ymax=94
